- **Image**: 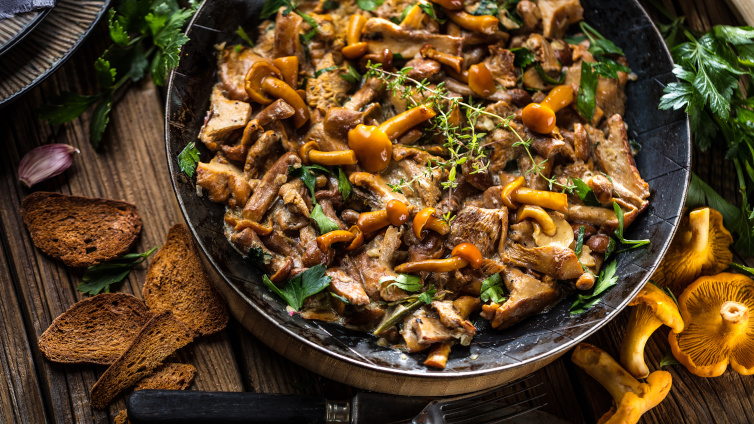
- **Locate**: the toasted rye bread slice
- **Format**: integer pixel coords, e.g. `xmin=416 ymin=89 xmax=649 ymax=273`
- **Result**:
xmin=21 ymin=192 xmax=142 ymax=268
xmin=134 ymin=362 xmax=196 ymax=391
xmin=38 ymin=293 xmax=152 ymax=365
xmin=90 ymin=311 xmax=193 ymax=409
xmin=143 ymin=224 xmax=229 ymax=336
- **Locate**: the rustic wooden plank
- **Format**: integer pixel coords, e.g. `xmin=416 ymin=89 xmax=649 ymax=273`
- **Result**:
xmin=0 ymin=233 xmax=49 ymax=423
xmin=0 ymin=29 xmax=242 ymax=422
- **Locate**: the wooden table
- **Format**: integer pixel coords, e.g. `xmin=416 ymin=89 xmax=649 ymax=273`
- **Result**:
xmin=0 ymin=1 xmax=751 ymax=423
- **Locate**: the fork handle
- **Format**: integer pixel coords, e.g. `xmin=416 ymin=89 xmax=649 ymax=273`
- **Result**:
xmin=127 ymin=390 xmax=340 ymax=424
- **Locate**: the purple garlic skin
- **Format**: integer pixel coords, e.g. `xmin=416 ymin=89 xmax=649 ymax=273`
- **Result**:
xmin=18 ymin=144 xmax=80 ymax=187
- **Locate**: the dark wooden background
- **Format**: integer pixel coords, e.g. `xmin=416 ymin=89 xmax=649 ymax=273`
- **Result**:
xmin=0 ymin=0 xmax=750 ymax=422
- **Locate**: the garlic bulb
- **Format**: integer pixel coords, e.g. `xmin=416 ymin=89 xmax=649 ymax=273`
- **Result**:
xmin=18 ymin=144 xmax=80 ymax=187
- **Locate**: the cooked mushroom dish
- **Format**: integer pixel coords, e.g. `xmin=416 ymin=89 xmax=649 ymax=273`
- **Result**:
xmin=193 ymin=0 xmax=649 ymax=369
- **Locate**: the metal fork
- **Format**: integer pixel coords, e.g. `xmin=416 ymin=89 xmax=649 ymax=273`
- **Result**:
xmin=411 ymin=376 xmax=548 ymax=424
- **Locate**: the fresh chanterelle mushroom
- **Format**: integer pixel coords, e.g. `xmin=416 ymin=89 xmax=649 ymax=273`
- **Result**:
xmin=669 ymin=272 xmax=754 ymax=377
xmin=572 ymin=343 xmax=672 ymax=424
xmin=652 ymin=207 xmax=733 ymax=294
xmin=619 ymin=283 xmax=684 ymax=379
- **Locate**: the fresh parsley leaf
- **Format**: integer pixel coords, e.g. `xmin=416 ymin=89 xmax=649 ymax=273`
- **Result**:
xmin=500 ymin=0 xmax=522 ymax=26
xmin=418 ymin=285 xmax=437 ymax=304
xmin=659 ymin=350 xmax=681 ymax=367
xmin=178 ymin=142 xmax=201 ymax=177
xmin=247 ymin=246 xmax=272 ymax=266
xmin=107 ymin=9 xmax=130 ymax=46
xmin=573 ymin=178 xmax=601 ymax=206
xmin=94 ymin=57 xmax=116 ymax=88
xmin=260 ymin=0 xmax=287 ymax=19
xmin=331 ymin=292 xmax=351 ymax=304
xmin=41 ymin=0 xmax=197 ymax=147
xmin=78 ymin=246 xmax=159 ymax=295
xmin=418 ymin=2 xmax=445 ymax=24
xmin=570 ymin=260 xmax=618 ymax=314
xmin=612 ymin=202 xmax=650 ymax=248
xmin=38 ymin=92 xmax=100 ymax=125
xmin=322 ymin=0 xmax=338 ymax=10
xmin=262 ymin=264 xmax=332 ymax=311
xmin=534 ymin=63 xmax=565 ymax=85
xmin=480 ymin=273 xmax=506 ymax=303
xmin=575 ymin=225 xmax=586 ymax=257
xmin=577 ymin=61 xmax=598 ymax=121
xmin=564 ymin=34 xmax=587 ymax=45
xmin=90 ymin=94 xmax=114 ymax=149
xmin=685 ymin=172 xmax=740 ymax=224
xmin=311 ymin=204 xmax=340 ymax=234
xmin=511 ymin=47 xmax=536 ymax=69
xmin=337 ymin=167 xmax=352 ymax=201
xmin=379 ymin=274 xmax=423 ymax=292
xmin=604 ymin=237 xmax=616 ymax=260
xmin=470 ymin=0 xmax=498 ymax=16
xmin=357 ymin=0 xmax=384 ymax=12
xmin=339 ymin=65 xmax=362 ymax=84
xmin=288 ymin=164 xmax=331 ymax=200
xmin=580 ymin=21 xmax=624 ymax=57
xmin=314 ymin=65 xmax=338 ymax=78
xmin=236 ymin=25 xmax=255 ymax=46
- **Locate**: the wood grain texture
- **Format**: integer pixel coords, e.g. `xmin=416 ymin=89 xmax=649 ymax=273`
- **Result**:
xmin=0 ymin=0 xmax=751 ymax=423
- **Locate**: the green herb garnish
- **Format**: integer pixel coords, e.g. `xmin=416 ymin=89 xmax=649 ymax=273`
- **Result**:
xmin=337 ymin=167 xmax=352 ymax=201
xmin=311 ymin=204 xmax=340 ymax=234
xmin=570 ymin=260 xmax=618 ymax=314
xmin=480 ymin=273 xmax=506 ymax=303
xmin=39 ymin=0 xmax=198 ymax=148
xmin=288 ymin=164 xmax=330 ymax=200
xmin=613 ymin=202 xmax=651 ymax=249
xmin=339 ymin=64 xmax=362 ymax=84
xmin=573 ymin=177 xmax=601 ymax=207
xmin=356 ymin=0 xmax=384 ymax=11
xmin=248 ymin=246 xmax=272 ymax=266
xmin=78 ymin=246 xmax=159 ymax=295
xmin=659 ymin=350 xmax=681 ymax=367
xmin=575 ymin=225 xmax=586 ymax=257
xmin=314 ymin=65 xmax=338 ymax=78
xmin=178 ymin=142 xmax=200 ymax=177
xmin=263 ymin=264 xmax=332 ymax=311
xmin=379 ymin=274 xmax=423 ymax=292
xmin=236 ymin=25 xmax=255 ymax=46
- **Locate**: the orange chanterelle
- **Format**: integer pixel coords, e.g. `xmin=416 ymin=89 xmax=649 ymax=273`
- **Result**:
xmin=194 ymin=0 xmax=648 ymax=369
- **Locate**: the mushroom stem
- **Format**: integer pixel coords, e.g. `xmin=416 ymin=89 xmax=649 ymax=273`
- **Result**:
xmin=511 ymin=188 xmax=568 ymax=213
xmin=720 ymin=301 xmax=749 ymax=342
xmin=572 ymin=343 xmax=643 ymax=404
xmin=378 ymin=105 xmax=436 ymax=140
xmin=620 ymin=305 xmax=664 ymax=379
xmin=688 ymin=207 xmax=710 ymax=253
xmin=261 ymin=77 xmax=310 ymax=128
xmin=394 ymin=257 xmax=469 ymax=273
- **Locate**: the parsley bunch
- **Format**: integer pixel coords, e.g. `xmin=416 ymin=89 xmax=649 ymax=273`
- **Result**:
xmin=657 ymin=25 xmax=754 ymax=254
xmin=39 ymin=0 xmax=198 ymax=148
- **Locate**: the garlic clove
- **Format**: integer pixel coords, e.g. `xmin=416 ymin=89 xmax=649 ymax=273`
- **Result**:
xmin=18 ymin=144 xmax=80 ymax=188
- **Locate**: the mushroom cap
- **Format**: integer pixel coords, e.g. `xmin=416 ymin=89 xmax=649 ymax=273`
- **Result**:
xmin=652 ymin=207 xmax=733 ymax=294
xmin=628 ymin=282 xmax=684 ymax=333
xmin=669 ymin=272 xmax=754 ymax=377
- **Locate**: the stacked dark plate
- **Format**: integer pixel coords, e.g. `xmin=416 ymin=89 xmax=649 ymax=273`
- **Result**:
xmin=0 ymin=0 xmax=111 ymax=108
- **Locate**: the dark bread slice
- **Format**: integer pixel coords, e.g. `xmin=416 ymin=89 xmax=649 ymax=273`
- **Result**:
xmin=21 ymin=191 xmax=142 ymax=268
xmin=134 ymin=362 xmax=196 ymax=391
xmin=143 ymin=224 xmax=229 ymax=336
xmin=90 ymin=311 xmax=193 ymax=409
xmin=38 ymin=293 xmax=152 ymax=365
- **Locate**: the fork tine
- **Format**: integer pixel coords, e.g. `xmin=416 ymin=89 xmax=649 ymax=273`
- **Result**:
xmin=440 ymin=375 xmax=537 ymax=412
xmin=446 ymin=393 xmax=548 ymax=424
xmin=442 ymin=381 xmax=543 ymax=414
xmin=443 ymin=385 xmax=544 ymax=421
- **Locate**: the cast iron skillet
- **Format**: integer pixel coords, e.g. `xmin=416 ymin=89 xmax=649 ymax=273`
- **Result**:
xmin=165 ymin=0 xmax=690 ymax=390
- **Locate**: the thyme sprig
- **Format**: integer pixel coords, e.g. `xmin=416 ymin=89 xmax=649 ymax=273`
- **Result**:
xmin=365 ymin=64 xmax=575 ymax=193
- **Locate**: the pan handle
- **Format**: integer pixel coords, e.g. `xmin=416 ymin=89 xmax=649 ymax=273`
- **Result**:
xmin=127 ymin=390 xmax=343 ymax=424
